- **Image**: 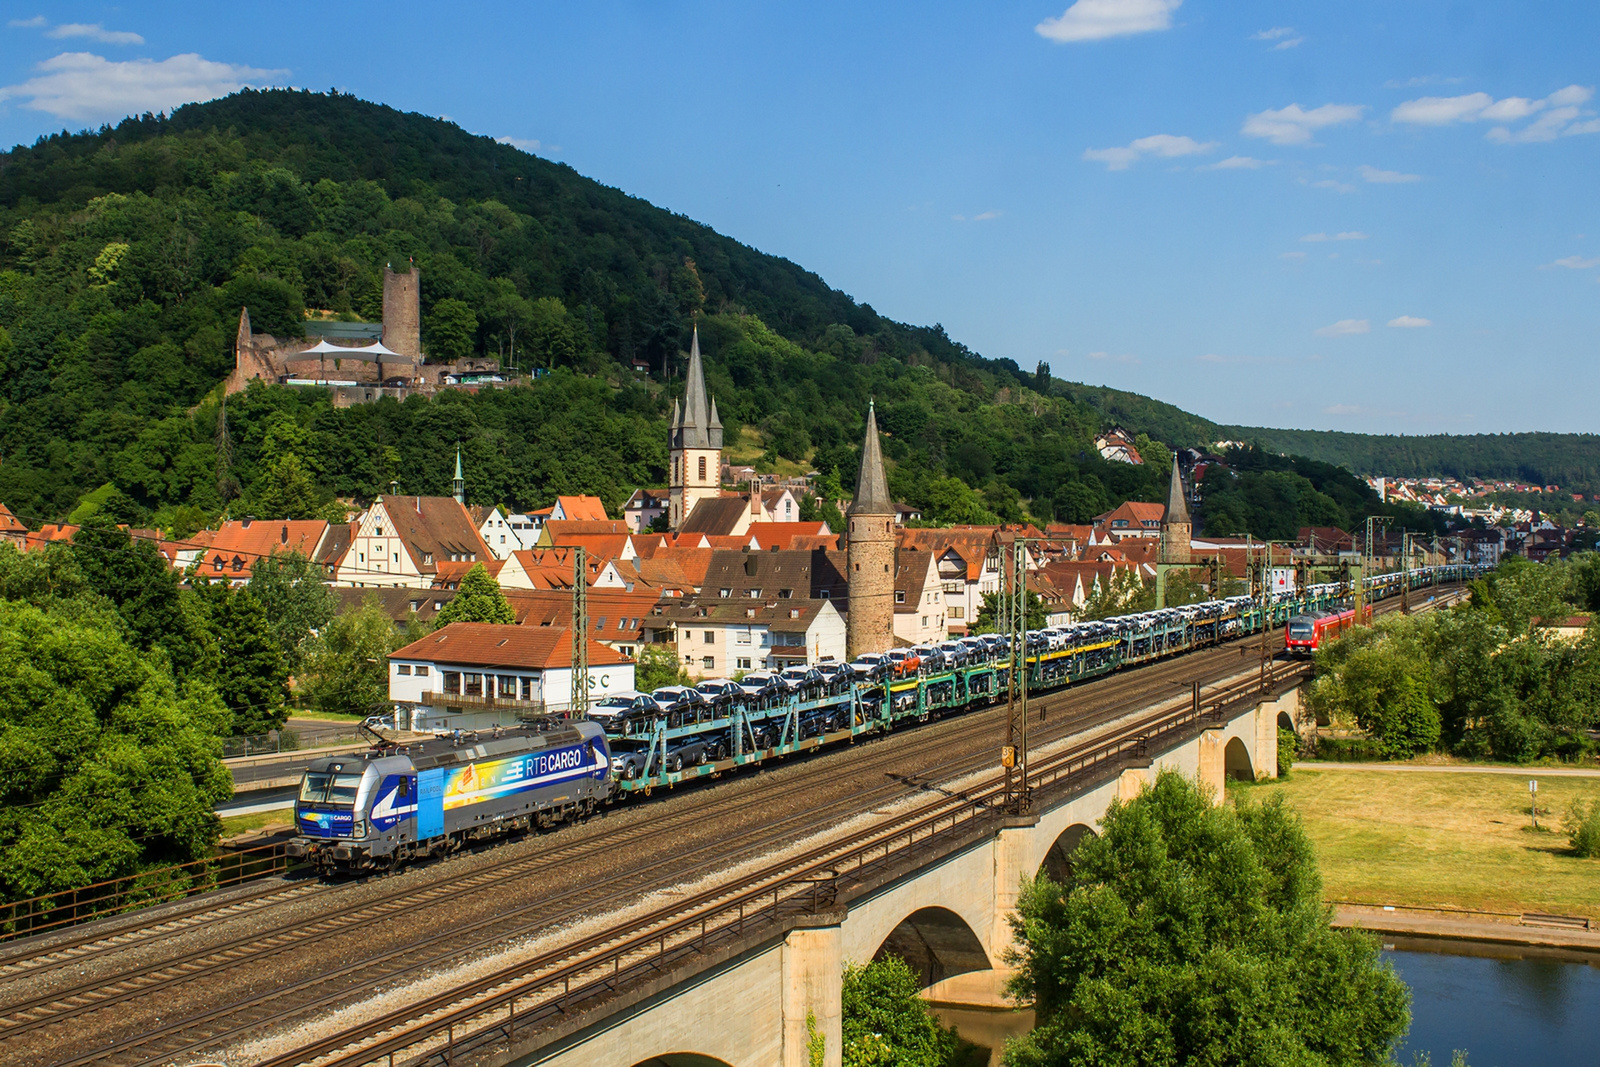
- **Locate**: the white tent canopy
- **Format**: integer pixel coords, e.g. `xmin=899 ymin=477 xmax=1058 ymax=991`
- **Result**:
xmin=298 ymin=338 xmax=412 ymax=363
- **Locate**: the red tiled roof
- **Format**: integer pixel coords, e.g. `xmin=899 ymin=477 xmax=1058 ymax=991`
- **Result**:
xmin=747 ymin=522 xmax=830 ymax=551
xmin=555 ymin=495 xmax=608 ymax=522
xmin=390 ymin=622 xmax=631 ymax=670
xmin=201 ymin=520 xmax=329 ymax=580
xmin=375 ymin=495 xmax=492 ymax=573
xmin=0 ymin=503 xmax=26 ymax=535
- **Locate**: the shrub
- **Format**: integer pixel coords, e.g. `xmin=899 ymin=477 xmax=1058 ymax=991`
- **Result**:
xmin=1277 ymin=726 xmax=1298 ymax=777
xmin=1566 ymin=797 xmax=1600 ymax=858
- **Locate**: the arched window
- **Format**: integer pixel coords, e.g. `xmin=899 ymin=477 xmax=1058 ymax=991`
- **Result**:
xmin=698 ymin=456 xmax=707 ymax=481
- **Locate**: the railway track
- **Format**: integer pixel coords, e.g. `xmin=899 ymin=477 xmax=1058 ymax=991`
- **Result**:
xmin=8 ymin=587 xmax=1453 ymax=1066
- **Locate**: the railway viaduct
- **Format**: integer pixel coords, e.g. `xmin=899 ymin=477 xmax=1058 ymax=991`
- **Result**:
xmin=511 ymin=683 xmax=1300 ymax=1067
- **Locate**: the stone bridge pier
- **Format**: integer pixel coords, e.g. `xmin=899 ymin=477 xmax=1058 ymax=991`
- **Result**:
xmin=517 ymin=687 xmax=1292 ymax=1067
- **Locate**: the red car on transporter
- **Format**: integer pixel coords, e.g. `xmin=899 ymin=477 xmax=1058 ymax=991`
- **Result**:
xmin=1284 ymin=604 xmax=1369 ymax=654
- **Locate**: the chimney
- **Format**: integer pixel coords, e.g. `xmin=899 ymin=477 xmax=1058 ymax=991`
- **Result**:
xmin=242 ymin=516 xmax=253 ymax=529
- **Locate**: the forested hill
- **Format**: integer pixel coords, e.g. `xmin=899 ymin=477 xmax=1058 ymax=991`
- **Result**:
xmin=0 ymin=89 xmax=1421 ymax=539
xmin=1220 ymin=427 xmax=1600 ymax=494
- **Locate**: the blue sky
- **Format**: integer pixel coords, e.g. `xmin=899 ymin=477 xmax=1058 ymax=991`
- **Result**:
xmin=1 ymin=2 xmax=1596 ymax=435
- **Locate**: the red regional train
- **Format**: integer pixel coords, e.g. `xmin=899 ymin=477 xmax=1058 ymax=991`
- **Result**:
xmin=1284 ymin=604 xmax=1369 ymax=654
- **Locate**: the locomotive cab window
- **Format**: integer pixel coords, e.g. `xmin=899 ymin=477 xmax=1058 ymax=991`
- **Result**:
xmin=300 ymin=772 xmax=363 ymax=806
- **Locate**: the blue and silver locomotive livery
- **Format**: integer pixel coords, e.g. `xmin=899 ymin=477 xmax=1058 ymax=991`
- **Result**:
xmin=288 ymin=721 xmax=611 ymax=873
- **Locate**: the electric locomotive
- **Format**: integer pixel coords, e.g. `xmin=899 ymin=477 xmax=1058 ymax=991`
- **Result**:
xmin=288 ymin=720 xmax=612 ymax=874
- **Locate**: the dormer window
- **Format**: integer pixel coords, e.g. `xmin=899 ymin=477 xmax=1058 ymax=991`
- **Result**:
xmin=423 ymin=552 xmax=434 ymax=566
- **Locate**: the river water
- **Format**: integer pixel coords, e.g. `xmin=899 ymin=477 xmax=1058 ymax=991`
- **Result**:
xmin=933 ymin=938 xmax=1600 ymax=1067
xmin=1386 ymin=937 xmax=1600 ymax=1067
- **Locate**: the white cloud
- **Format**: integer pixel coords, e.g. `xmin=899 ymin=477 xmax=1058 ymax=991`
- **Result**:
xmin=1250 ymin=28 xmax=1305 ymax=49
xmin=1242 ymin=103 xmax=1364 ymax=145
xmin=47 ymin=22 xmax=144 ymax=45
xmin=1036 ymin=0 xmax=1181 ymax=42
xmin=8 ymin=16 xmax=142 ymax=44
xmin=1391 ymin=91 xmax=1495 ymax=125
xmin=1083 ymin=132 xmax=1217 ymax=170
xmin=1310 ymin=178 xmax=1355 ymax=193
xmin=1280 ymin=251 xmax=1307 ymax=259
xmin=1085 ymin=350 xmax=1141 ymax=364
xmin=1301 ymin=231 xmax=1369 ymax=242
xmin=0 ymin=52 xmax=287 ymax=121
xmin=496 ymin=136 xmax=542 ymax=151
xmin=1315 ymin=318 xmax=1370 ymax=337
xmin=1548 ymin=255 xmax=1600 ymax=269
xmin=1201 ymin=155 xmax=1271 ymax=170
xmin=951 ymin=210 xmax=1002 ymax=222
xmin=1393 ymin=84 xmax=1600 ymax=143
xmin=1388 ymin=315 xmax=1432 ymax=328
xmin=1358 ymin=164 xmax=1421 ymax=183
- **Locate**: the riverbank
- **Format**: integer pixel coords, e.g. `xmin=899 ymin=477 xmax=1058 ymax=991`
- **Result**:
xmin=1229 ymin=765 xmax=1600 ymax=919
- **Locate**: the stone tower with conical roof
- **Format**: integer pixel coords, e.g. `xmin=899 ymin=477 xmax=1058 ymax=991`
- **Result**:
xmin=847 ymin=401 xmax=896 ymax=658
xmin=1160 ymin=455 xmax=1191 ymax=565
xmin=668 ymin=325 xmax=724 ymax=530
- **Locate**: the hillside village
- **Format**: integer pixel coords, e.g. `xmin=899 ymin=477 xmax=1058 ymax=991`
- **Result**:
xmin=0 ymin=326 xmax=1530 ymax=734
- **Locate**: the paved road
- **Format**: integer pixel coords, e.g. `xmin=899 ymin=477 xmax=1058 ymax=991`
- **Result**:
xmin=1296 ymin=761 xmax=1600 ymax=778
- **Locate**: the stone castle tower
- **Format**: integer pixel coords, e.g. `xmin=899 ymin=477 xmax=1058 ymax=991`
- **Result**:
xmin=1160 ymin=455 xmax=1192 ymax=566
xmin=382 ymin=263 xmax=422 ymax=361
xmin=846 ymin=401 xmax=896 ymax=659
xmin=668 ymin=325 xmax=723 ymax=530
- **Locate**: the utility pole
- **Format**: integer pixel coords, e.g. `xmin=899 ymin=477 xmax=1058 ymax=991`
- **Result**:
xmin=571 ymin=546 xmax=589 ymax=718
xmin=1400 ymin=531 xmax=1412 ymax=614
xmin=1002 ymin=538 xmax=1031 ymax=815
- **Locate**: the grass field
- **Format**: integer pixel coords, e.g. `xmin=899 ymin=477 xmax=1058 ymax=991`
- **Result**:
xmin=219 ymin=809 xmax=294 ymax=839
xmin=1229 ymin=768 xmax=1600 ymax=918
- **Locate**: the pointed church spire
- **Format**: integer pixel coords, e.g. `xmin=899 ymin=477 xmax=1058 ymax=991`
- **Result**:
xmin=1165 ymin=454 xmax=1189 ymax=526
xmin=849 ymin=400 xmax=893 ymax=515
xmin=709 ymin=395 xmax=722 ymax=432
xmin=453 ymin=446 xmax=465 ymax=505
xmin=677 ymin=324 xmax=722 ymax=449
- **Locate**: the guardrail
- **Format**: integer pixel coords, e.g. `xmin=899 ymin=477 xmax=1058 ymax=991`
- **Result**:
xmin=0 ymin=842 xmax=299 ymax=944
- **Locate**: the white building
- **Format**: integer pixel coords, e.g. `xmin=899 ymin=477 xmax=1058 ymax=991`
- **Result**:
xmin=388 ymin=621 xmax=635 ymax=732
xmin=666 ymin=600 xmax=847 ymax=679
xmin=334 ymin=495 xmax=493 ymax=589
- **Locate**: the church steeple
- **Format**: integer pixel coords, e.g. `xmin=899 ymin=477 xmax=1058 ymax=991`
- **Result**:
xmin=849 ymin=400 xmax=893 ymax=516
xmin=453 ymin=446 xmax=465 ymax=505
xmin=668 ymin=323 xmax=723 ymax=531
xmin=674 ymin=324 xmax=722 ymax=451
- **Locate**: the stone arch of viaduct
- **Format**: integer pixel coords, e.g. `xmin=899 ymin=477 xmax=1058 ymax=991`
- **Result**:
xmin=520 ymin=693 xmax=1290 ymax=1067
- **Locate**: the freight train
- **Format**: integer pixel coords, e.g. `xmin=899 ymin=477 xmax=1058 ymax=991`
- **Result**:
xmin=290 ymin=562 xmax=1483 ymax=873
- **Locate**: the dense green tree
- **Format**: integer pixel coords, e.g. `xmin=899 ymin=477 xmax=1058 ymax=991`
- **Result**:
xmin=298 ymin=599 xmax=397 ymax=719
xmin=191 ymin=579 xmax=289 ymax=734
xmin=433 ymin=563 xmax=514 ymax=626
xmin=840 ymin=955 xmax=971 ymax=1067
xmin=245 ymin=551 xmax=336 ymax=673
xmin=243 ymin=453 xmax=323 ymax=521
xmin=425 ymin=298 xmax=478 ymax=363
xmin=635 ymin=644 xmax=689 ymax=690
xmin=1310 ymin=558 xmax=1600 ymax=762
xmin=0 ymin=598 xmax=232 ymax=903
xmin=974 ymin=589 xmax=1046 ymax=634
xmin=1005 ymin=771 xmax=1410 ymax=1066
xmin=69 ymin=515 xmax=212 ymax=682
